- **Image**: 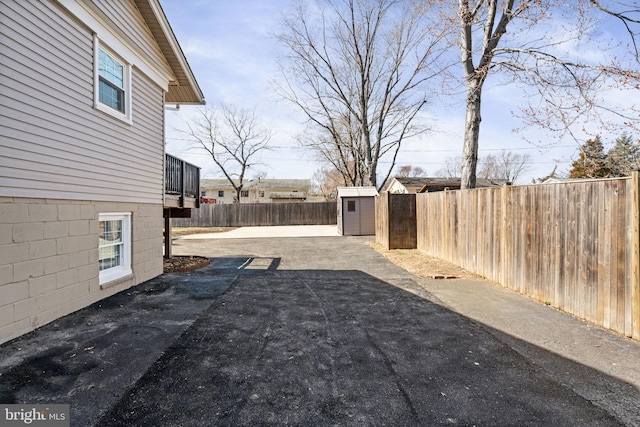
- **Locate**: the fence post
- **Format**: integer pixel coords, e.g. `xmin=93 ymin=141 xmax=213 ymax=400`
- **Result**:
xmin=632 ymin=171 xmax=640 ymax=339
xmin=443 ymin=189 xmax=448 ymax=259
xmin=501 ymin=184 xmax=508 ymax=286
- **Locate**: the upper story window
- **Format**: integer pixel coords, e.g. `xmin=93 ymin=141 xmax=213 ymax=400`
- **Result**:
xmin=94 ymin=37 xmax=132 ymax=123
xmin=98 ymin=49 xmax=125 ymax=112
xmin=218 ymin=190 xmax=224 ymax=197
xmin=241 ymin=190 xmax=249 ymax=198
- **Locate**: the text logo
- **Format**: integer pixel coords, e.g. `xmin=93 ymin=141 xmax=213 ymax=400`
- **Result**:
xmin=0 ymin=405 xmax=69 ymax=427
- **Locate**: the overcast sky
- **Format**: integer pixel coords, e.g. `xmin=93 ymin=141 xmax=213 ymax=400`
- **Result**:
xmin=160 ymin=1 xmax=637 ymax=185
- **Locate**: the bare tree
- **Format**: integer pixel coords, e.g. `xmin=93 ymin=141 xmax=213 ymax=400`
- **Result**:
xmin=454 ymin=1 xmax=640 ymax=188
xmin=435 ymin=156 xmax=462 ymax=178
xmin=396 ymin=164 xmax=427 ymax=177
xmin=437 ymin=151 xmax=531 ymax=183
xmin=312 ymin=166 xmax=346 ymax=200
xmin=181 ymin=105 xmax=272 ymax=202
xmin=277 ymin=0 xmax=451 ymax=190
xmin=298 ymin=121 xmax=367 ymax=187
xmin=531 ymin=165 xmax=560 ymax=183
xmin=478 ymin=151 xmax=531 ymax=183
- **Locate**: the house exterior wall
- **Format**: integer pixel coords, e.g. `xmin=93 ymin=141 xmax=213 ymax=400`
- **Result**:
xmin=202 ymin=188 xmax=268 ymax=204
xmin=201 ymin=180 xmax=310 ymax=204
xmin=0 ymin=0 xmax=168 ymax=203
xmin=387 ymin=180 xmax=409 ymax=194
xmin=91 ymin=0 xmax=170 ymax=73
xmin=202 ymin=189 xmax=308 ymax=204
xmin=0 ymin=197 xmax=163 ymax=343
xmin=0 ymin=0 xmax=174 ymax=343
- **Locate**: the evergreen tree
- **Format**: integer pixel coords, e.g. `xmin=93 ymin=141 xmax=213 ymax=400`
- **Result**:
xmin=569 ymin=136 xmax=611 ymax=179
xmin=607 ymin=133 xmax=640 ymax=177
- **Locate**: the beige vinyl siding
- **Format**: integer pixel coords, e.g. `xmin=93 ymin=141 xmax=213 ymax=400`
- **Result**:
xmin=0 ymin=0 xmax=165 ymax=204
xmin=91 ymin=0 xmax=170 ymax=74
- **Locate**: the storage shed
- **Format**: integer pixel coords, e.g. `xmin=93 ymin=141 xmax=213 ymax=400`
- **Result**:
xmin=337 ymin=187 xmax=379 ymax=236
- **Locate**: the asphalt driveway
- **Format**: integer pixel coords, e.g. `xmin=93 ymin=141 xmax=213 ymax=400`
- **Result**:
xmin=1 ymin=235 xmax=639 ymax=426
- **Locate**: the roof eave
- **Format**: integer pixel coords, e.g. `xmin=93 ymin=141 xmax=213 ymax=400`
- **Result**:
xmin=142 ymin=0 xmax=205 ymax=105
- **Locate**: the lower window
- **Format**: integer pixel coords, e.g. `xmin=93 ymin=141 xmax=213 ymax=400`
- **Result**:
xmin=99 ymin=213 xmax=132 ymax=284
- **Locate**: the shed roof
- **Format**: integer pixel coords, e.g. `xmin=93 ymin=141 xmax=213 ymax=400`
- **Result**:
xmin=337 ymin=187 xmax=379 ymax=198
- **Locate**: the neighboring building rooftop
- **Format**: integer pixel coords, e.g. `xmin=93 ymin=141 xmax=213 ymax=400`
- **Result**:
xmin=387 ymin=177 xmax=510 ymax=193
xmin=200 ymin=179 xmax=311 ymax=191
xmin=541 ymin=177 xmax=584 ymax=184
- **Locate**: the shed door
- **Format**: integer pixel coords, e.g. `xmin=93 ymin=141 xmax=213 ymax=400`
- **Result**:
xmin=342 ymin=197 xmax=375 ymax=235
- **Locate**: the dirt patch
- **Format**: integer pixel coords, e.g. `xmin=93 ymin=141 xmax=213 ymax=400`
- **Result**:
xmin=368 ymin=242 xmax=482 ymax=280
xmin=163 ymin=256 xmax=211 ymax=273
xmin=171 ymin=227 xmax=236 ymax=237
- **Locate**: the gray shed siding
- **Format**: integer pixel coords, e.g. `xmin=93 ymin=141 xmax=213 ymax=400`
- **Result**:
xmin=341 ymin=197 xmax=376 ymax=236
xmin=0 ymin=0 xmax=166 ymax=204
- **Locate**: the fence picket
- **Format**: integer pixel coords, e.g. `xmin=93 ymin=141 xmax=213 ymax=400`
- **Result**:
xmin=415 ymin=177 xmax=639 ymax=338
xmin=173 ymin=202 xmax=337 ymax=227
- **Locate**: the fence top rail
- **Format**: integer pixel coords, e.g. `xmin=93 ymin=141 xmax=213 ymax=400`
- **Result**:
xmin=415 ymin=176 xmax=632 ymax=195
xmin=531 ymin=176 xmax=631 ymax=186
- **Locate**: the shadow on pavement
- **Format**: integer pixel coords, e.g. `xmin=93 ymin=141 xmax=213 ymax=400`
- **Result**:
xmin=0 ymin=257 xmax=638 ymax=426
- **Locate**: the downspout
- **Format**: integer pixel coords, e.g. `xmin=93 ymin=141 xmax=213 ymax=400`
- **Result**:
xmin=162 ymin=91 xmax=167 ymax=206
xmin=162 ymin=92 xmax=171 ymax=258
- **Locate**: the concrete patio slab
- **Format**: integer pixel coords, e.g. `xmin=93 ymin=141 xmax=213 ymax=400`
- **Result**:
xmin=176 ymin=224 xmax=340 ymax=239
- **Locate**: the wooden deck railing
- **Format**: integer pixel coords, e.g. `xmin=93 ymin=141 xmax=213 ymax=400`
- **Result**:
xmin=165 ymin=153 xmax=200 ymax=208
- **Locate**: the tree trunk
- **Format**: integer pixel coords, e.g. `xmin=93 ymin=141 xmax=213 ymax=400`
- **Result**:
xmin=461 ymin=79 xmax=482 ymax=189
xmin=367 ymin=161 xmax=376 ymax=188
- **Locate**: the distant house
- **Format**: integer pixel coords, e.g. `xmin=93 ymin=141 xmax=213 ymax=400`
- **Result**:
xmin=540 ymin=177 xmax=584 ymax=184
xmin=201 ymin=179 xmax=311 ymax=204
xmin=0 ymin=0 xmax=204 ymax=343
xmin=386 ymin=177 xmax=510 ymax=193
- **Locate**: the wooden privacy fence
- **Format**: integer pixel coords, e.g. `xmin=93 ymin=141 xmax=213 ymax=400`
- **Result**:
xmin=416 ymin=174 xmax=640 ymax=339
xmin=173 ymin=202 xmax=337 ymax=227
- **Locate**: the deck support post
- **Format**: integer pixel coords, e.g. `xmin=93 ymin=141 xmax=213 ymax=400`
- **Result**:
xmin=631 ymin=171 xmax=640 ymax=339
xmin=164 ymin=216 xmax=172 ymax=259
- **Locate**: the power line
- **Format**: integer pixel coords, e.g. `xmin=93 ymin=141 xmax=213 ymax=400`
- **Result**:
xmin=166 ymin=139 xmax=578 ymax=154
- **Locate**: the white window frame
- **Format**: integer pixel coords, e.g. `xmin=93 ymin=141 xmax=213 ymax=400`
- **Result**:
xmin=98 ymin=212 xmax=132 ymax=285
xmin=94 ymin=36 xmax=132 ymax=124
